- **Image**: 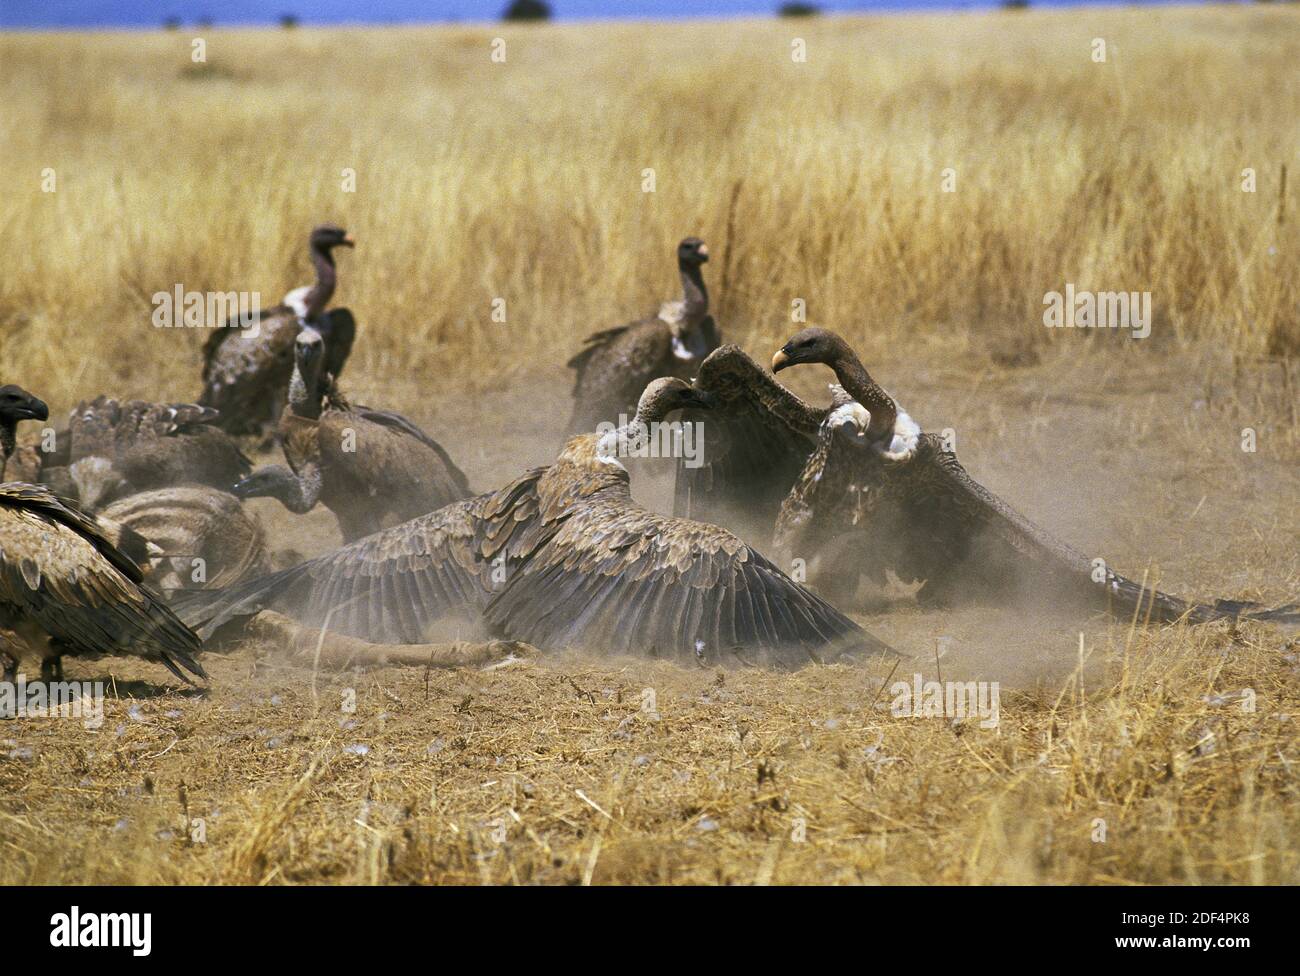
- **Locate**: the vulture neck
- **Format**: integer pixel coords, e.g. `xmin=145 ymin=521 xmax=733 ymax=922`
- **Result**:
xmin=288 ymin=362 xmax=323 ymax=420
xmin=828 ymin=352 xmax=897 ymax=445
xmin=678 ymin=261 xmax=708 ymax=323
xmin=0 ymin=420 xmax=15 ymax=472
xmin=303 ymin=245 xmax=337 ymax=322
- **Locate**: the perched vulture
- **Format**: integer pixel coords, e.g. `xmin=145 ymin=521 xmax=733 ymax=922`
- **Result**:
xmin=0 ymin=483 xmax=204 ymax=683
xmin=680 ymin=327 xmax=1298 ymax=625
xmin=567 ymin=237 xmax=721 ymax=431
xmin=64 ymin=396 xmax=252 ymax=511
xmin=199 ymin=224 xmax=356 ymax=436
xmin=100 ymin=485 xmax=269 ymax=590
xmin=233 ymin=325 xmax=471 ymax=541
xmin=176 ymin=379 xmax=893 ymax=668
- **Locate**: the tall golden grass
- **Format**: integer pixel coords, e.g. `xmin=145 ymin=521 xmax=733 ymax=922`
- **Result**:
xmin=1 ymin=6 xmax=1297 ymax=410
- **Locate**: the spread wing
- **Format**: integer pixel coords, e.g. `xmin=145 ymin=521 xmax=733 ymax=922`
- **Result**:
xmin=484 ymin=497 xmax=896 ymax=668
xmin=171 ymin=468 xmax=553 ymax=643
xmin=0 ymin=483 xmax=204 ymax=680
xmin=853 ymin=435 xmax=1297 ymax=623
xmin=674 ymin=345 xmax=827 ymax=541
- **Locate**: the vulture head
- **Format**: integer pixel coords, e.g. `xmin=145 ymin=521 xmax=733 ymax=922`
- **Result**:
xmin=677 ymin=236 xmax=709 ymax=268
xmin=771 ymin=327 xmax=852 ymax=373
xmin=288 ymin=325 xmax=326 ymax=413
xmin=634 ymin=376 xmax=716 ymax=426
xmin=0 ymin=385 xmax=50 ymax=425
xmin=69 ymin=456 xmax=127 ymax=511
xmin=310 ymin=224 xmax=355 ymax=254
xmin=232 ymin=465 xmax=312 ymax=513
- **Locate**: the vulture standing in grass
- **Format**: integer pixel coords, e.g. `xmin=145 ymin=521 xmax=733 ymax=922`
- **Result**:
xmin=64 ymin=396 xmax=252 ymax=511
xmin=0 ymin=483 xmax=205 ymax=683
xmin=100 ymin=485 xmax=268 ymax=591
xmin=176 ymin=379 xmax=893 ymax=668
xmin=233 ymin=325 xmax=471 ymax=541
xmin=683 ymin=327 xmax=1297 ymax=624
xmin=567 ymin=237 xmax=721 ymax=431
xmin=199 ymin=224 xmax=356 ymax=436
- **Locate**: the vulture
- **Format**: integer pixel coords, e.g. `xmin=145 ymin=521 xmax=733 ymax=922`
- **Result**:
xmin=680 ymin=327 xmax=1298 ymax=625
xmin=176 ymin=379 xmax=893 ymax=668
xmin=100 ymin=485 xmax=269 ymax=591
xmin=1 ymin=385 xmax=162 ymax=567
xmin=0 ymin=483 xmax=205 ymax=683
xmin=64 ymin=396 xmax=252 ymax=511
xmin=567 ymin=237 xmax=721 ymax=431
xmin=0 ymin=384 xmax=51 ymax=483
xmin=233 ymin=325 xmax=471 ymax=541
xmin=199 ymin=224 xmax=357 ymax=437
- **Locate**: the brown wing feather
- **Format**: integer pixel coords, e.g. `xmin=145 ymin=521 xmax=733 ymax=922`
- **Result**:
xmin=484 ymin=492 xmax=896 ymax=668
xmin=0 ymin=483 xmax=204 ymax=679
xmin=567 ymin=318 xmax=676 ymax=430
xmin=171 ymin=468 xmax=553 ymax=643
xmin=853 ymin=435 xmax=1292 ymax=623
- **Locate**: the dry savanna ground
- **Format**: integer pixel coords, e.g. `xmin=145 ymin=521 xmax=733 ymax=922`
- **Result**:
xmin=1 ymin=8 xmax=1298 ymax=884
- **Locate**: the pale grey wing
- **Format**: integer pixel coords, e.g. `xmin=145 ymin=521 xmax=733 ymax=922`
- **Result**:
xmin=674 ymin=344 xmax=826 ymax=541
xmin=171 ymin=468 xmax=552 ymax=643
xmin=484 ymin=501 xmax=897 ymax=669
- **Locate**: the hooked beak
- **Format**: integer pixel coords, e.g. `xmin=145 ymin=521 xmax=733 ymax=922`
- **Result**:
xmin=771 ymin=348 xmax=792 ymax=373
xmin=341 ymin=232 xmax=356 ymax=247
xmin=15 ymin=397 xmax=49 ymax=422
xmin=232 ymin=474 xmax=260 ymax=499
xmin=696 ymin=243 xmax=709 ymax=262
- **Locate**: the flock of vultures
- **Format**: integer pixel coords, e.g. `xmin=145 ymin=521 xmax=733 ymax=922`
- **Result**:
xmin=1 ymin=226 xmax=1296 ymax=686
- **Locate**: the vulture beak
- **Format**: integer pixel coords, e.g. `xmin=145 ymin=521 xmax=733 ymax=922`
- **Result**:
xmin=23 ymin=397 xmax=50 ymax=422
xmin=771 ymin=348 xmax=792 ymax=373
xmin=341 ymin=233 xmax=356 ymax=247
xmin=696 ymin=243 xmax=709 ymax=262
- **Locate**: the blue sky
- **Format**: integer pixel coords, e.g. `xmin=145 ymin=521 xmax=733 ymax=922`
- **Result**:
xmin=0 ymin=0 xmax=1189 ymax=29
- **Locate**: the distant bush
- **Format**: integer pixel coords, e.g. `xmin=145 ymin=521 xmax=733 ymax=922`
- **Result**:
xmin=280 ymin=14 xmax=300 ymax=28
xmin=162 ymin=16 xmax=181 ymax=31
xmin=502 ymin=0 xmax=552 ymax=21
xmin=1002 ymin=0 xmax=1030 ymax=8
xmin=778 ymin=2 xmax=820 ymax=15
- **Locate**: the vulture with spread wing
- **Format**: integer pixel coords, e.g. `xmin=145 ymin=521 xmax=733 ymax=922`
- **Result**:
xmin=177 ymin=379 xmax=893 ymax=668
xmin=199 ymin=224 xmax=356 ymax=436
xmin=0 ymin=483 xmax=205 ymax=683
xmin=681 ymin=328 xmax=1297 ymax=625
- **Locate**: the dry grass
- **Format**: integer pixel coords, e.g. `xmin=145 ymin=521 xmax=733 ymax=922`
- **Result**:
xmin=1 ymin=621 xmax=1297 ymax=885
xmin=2 ymin=6 xmax=1299 ymax=411
xmin=1 ymin=9 xmax=1298 ymax=885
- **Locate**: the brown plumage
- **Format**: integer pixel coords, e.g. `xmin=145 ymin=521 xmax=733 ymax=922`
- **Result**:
xmin=567 ymin=237 xmax=721 ymax=431
xmin=199 ymin=224 xmax=356 ymax=437
xmin=100 ymin=485 xmax=268 ymax=590
xmin=176 ymin=379 xmax=893 ymax=667
xmin=234 ymin=325 xmax=471 ymax=541
xmin=689 ymin=328 xmax=1298 ymax=625
xmin=0 ymin=482 xmax=205 ymax=683
xmin=64 ymin=395 xmax=252 ymax=510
